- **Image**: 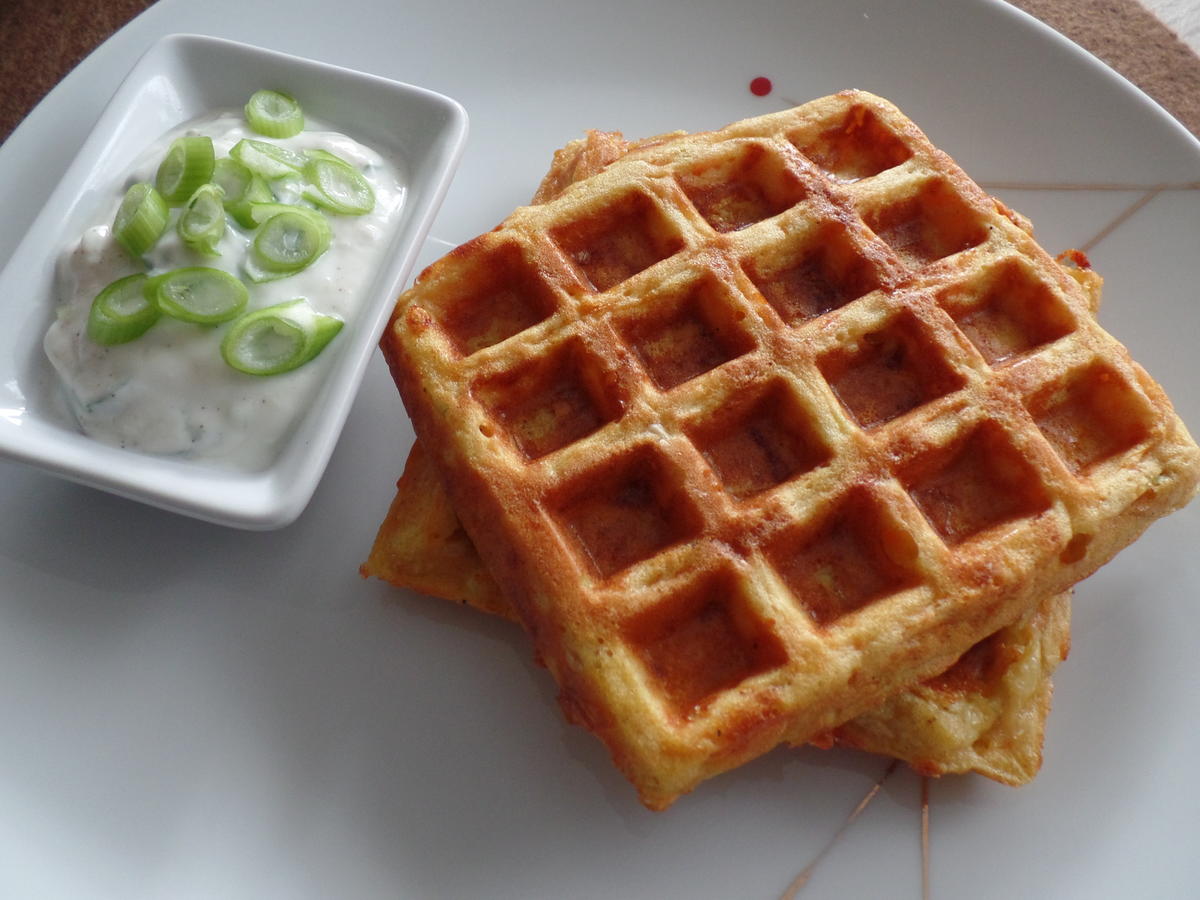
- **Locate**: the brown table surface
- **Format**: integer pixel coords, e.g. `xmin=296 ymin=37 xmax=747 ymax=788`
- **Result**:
xmin=2 ymin=0 xmax=1199 ymax=144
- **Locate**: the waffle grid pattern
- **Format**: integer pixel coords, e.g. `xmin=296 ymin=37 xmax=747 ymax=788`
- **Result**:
xmin=385 ymin=92 xmax=1199 ymax=808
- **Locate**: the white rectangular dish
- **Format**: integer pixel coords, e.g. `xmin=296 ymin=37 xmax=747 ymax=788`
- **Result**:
xmin=0 ymin=33 xmax=468 ymax=529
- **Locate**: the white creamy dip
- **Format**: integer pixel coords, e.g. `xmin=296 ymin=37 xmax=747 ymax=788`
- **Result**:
xmin=44 ymin=112 xmax=405 ymax=471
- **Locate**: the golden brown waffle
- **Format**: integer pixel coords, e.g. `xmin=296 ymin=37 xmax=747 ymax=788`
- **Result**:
xmin=363 ymin=439 xmax=1073 ymax=785
xmin=382 ymin=91 xmax=1200 ymax=808
xmin=363 ymin=130 xmax=1092 ymax=786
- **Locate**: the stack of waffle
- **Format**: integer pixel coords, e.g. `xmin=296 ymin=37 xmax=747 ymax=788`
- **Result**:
xmin=364 ymin=91 xmax=1200 ymax=810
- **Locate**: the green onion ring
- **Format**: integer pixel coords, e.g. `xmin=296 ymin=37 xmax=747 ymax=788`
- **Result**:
xmin=244 ymin=90 xmax=305 ymax=139
xmin=230 ymin=138 xmax=307 ymax=179
xmin=87 ymin=273 xmax=161 ymax=345
xmin=249 ymin=207 xmax=332 ymax=275
xmin=148 ymin=267 xmax=248 ymax=325
xmin=155 ymin=136 xmax=216 ymax=205
xmin=177 ymin=184 xmax=227 ymax=256
xmin=221 ymin=298 xmax=343 ymax=375
xmin=112 ymin=182 xmax=169 ymax=257
xmin=303 ymin=157 xmax=376 ymax=216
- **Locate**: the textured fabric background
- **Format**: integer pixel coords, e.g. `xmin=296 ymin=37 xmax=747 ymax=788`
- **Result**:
xmin=0 ymin=0 xmax=158 ymax=144
xmin=1 ymin=0 xmax=1198 ymax=143
xmin=1014 ymin=0 xmax=1200 ymax=136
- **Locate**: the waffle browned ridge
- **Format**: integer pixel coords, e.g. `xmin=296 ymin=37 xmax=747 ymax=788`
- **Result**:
xmin=381 ymin=90 xmax=1200 ymax=809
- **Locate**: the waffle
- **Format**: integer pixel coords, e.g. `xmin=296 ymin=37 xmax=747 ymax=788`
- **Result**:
xmin=364 ymin=439 xmax=1073 ymax=785
xmin=381 ymin=91 xmax=1200 ymax=808
xmin=364 ymin=129 xmax=1091 ymax=785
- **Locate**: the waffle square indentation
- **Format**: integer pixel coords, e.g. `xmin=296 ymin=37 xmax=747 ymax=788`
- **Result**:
xmin=625 ymin=568 xmax=788 ymax=719
xmin=743 ymin=224 xmax=885 ymax=326
xmin=472 ymin=339 xmax=625 ymax=460
xmin=923 ymin=629 xmax=1006 ymax=695
xmin=675 ymin=143 xmax=808 ymax=233
xmin=550 ymin=190 xmax=686 ymax=292
xmin=1028 ymin=364 xmax=1154 ymax=475
xmin=766 ymin=488 xmax=921 ymax=628
xmin=551 ymin=446 xmax=704 ymax=578
xmin=618 ymin=273 xmax=756 ymax=391
xmin=425 ymin=242 xmax=558 ymax=356
xmin=819 ymin=311 xmax=966 ymax=428
xmin=940 ymin=261 xmax=1077 ymax=365
xmin=862 ymin=180 xmax=988 ymax=269
xmin=904 ymin=421 xmax=1051 ymax=545
xmin=687 ymin=380 xmax=831 ymax=499
xmin=791 ymin=105 xmax=912 ymax=182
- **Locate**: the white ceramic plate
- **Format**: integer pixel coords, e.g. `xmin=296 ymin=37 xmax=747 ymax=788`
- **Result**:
xmin=0 ymin=1 xmax=1196 ymax=897
xmin=0 ymin=33 xmax=467 ymax=529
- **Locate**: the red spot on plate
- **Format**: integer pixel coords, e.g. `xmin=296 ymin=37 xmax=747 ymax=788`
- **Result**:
xmin=750 ymin=76 xmax=772 ymax=97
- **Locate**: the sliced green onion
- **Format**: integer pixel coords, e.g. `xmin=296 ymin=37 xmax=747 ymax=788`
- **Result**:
xmin=221 ymin=298 xmax=343 ymax=375
xmin=176 ymin=184 xmax=227 ymax=256
xmin=148 ymin=267 xmax=248 ymax=325
xmin=112 ymin=182 xmax=169 ymax=257
xmin=249 ymin=208 xmax=332 ymax=275
xmin=230 ymin=138 xmax=307 ymax=179
xmin=242 ymin=204 xmax=331 ymax=281
xmin=302 ymin=157 xmax=375 ymax=215
xmin=226 ymin=174 xmax=274 ymax=229
xmin=244 ymin=90 xmax=305 ymax=139
xmin=155 ymin=136 xmax=215 ymax=204
xmin=211 ymin=157 xmax=253 ymax=204
xmin=239 ymin=201 xmax=321 ymax=228
xmin=87 ymin=273 xmax=161 ymax=345
xmin=305 ymin=149 xmax=347 ymax=165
